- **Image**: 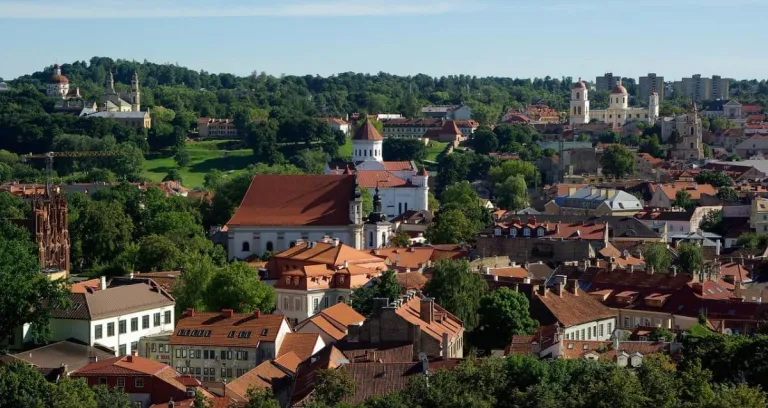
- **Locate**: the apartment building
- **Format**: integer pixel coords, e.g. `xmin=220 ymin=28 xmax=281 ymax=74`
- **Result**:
xmin=198 ymin=117 xmax=239 ymax=138
xmin=638 ymin=73 xmax=665 ymax=102
xmin=166 ymin=309 xmax=292 ymax=382
xmin=595 ymin=73 xmax=622 ymax=92
xmin=672 ymin=75 xmax=731 ymax=101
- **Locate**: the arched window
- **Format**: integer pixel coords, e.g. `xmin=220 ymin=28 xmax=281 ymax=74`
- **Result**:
xmin=577 ymin=106 xmax=582 ymax=115
xmin=266 ymin=241 xmax=274 ymax=252
xmin=690 ymin=127 xmax=694 ymax=135
xmin=623 ymin=97 xmax=626 ymax=103
xmin=382 ymin=232 xmax=387 ymax=245
xmin=364 ymin=150 xmax=367 ymax=157
xmin=337 ymin=295 xmax=345 ymax=304
xmin=368 ymin=231 xmax=373 ymax=247
xmin=369 ymin=149 xmax=373 ymax=157
xmin=690 ymin=143 xmax=694 ymax=149
xmin=290 ymin=241 xmax=296 ymax=248
xmin=576 ymin=92 xmax=580 ymax=99
xmin=241 ymin=242 xmax=250 ymax=252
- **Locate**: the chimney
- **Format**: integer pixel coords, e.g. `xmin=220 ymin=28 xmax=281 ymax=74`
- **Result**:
xmin=420 ymin=297 xmax=435 ymax=323
xmin=186 ymin=308 xmax=195 ymax=317
xmin=254 ymin=309 xmax=261 ymax=318
xmin=692 ymin=283 xmax=704 ymax=296
xmin=333 ymin=238 xmax=340 ymax=247
xmin=483 ymin=266 xmax=491 ymax=275
xmin=126 ymin=355 xmax=133 ymax=363
xmin=716 ymin=239 xmax=721 ymax=256
xmin=372 ymin=298 xmax=389 ymax=317
xmin=222 ymin=309 xmax=234 ymax=318
xmin=556 ymin=283 xmax=564 ymax=297
xmin=100 ymin=276 xmax=107 ymax=290
xmin=131 ymin=350 xmax=138 ymax=357
xmin=569 ymin=279 xmax=579 ymax=296
xmin=168 ymin=399 xmax=175 ymax=408
xmin=538 ymin=284 xmax=547 ymax=297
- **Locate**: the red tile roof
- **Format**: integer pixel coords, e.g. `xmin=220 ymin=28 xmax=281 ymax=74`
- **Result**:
xmin=278 ymin=333 xmax=322 ymax=362
xmin=354 ymin=120 xmax=384 ymax=141
xmin=340 ymin=360 xmax=461 ymax=403
xmin=171 ymin=310 xmax=287 ymax=347
xmin=225 ymin=360 xmax=292 ymax=403
xmin=440 ymin=120 xmax=463 ymax=136
xmin=226 ymin=175 xmax=356 ymax=227
xmin=653 ymin=182 xmax=717 ymax=200
xmin=356 ymin=170 xmax=408 ymax=188
xmin=394 ymin=295 xmax=463 ymax=341
xmin=382 ymin=161 xmax=415 ymax=171
xmin=534 ymin=287 xmax=616 ymax=327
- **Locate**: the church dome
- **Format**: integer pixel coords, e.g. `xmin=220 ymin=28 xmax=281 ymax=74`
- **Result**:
xmin=49 ymin=64 xmax=69 ymax=84
xmin=611 ymin=82 xmax=628 ymax=94
xmin=572 ymin=78 xmax=586 ymax=89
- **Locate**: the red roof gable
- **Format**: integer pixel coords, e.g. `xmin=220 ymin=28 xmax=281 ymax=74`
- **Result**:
xmin=227 ymin=175 xmax=356 ymax=227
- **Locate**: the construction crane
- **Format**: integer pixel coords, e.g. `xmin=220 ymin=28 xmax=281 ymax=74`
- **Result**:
xmin=21 ymin=151 xmax=125 ymax=196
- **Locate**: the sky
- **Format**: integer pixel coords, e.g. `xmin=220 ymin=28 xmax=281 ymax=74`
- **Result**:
xmin=1 ymin=0 xmax=767 ymax=81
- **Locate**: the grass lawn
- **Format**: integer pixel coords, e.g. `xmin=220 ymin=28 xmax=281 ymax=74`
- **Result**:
xmin=338 ymin=136 xmax=353 ymax=160
xmin=142 ymin=140 xmax=253 ymax=188
xmin=425 ymin=141 xmax=449 ymax=161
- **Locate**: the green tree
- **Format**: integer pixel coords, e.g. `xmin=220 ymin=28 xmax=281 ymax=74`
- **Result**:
xmin=649 ymin=327 xmax=676 ymax=342
xmin=599 ymin=131 xmax=621 ymax=143
xmin=358 ymin=187 xmax=373 ymax=216
xmin=673 ymin=189 xmax=694 ymax=210
xmin=312 ymin=369 xmax=356 ymax=406
xmin=706 ymin=383 xmax=767 ymax=408
xmin=0 ymin=361 xmax=98 ymax=408
xmin=382 ymin=138 xmax=427 ymax=161
xmin=677 ymin=243 xmax=705 ymax=274
xmin=350 ymin=270 xmax=403 ymax=316
xmin=93 ymin=384 xmax=132 ymax=408
xmin=636 ymin=354 xmax=681 ymax=408
xmin=716 ymin=187 xmax=739 ymax=202
xmin=243 ymin=387 xmax=281 ymax=408
xmin=173 ymin=145 xmax=191 ymax=167
xmin=135 ymin=234 xmax=183 ymax=272
xmin=638 ymin=135 xmax=664 ymax=158
xmin=644 ymin=242 xmax=672 ymax=273
xmin=600 ymin=144 xmax=635 ymax=179
xmin=48 ymin=377 xmax=98 ymax=408
xmin=291 ymin=149 xmax=329 ymax=174
xmin=391 ymin=231 xmax=411 ymax=247
xmin=203 ymin=169 xmax=225 ymax=192
xmin=488 ymin=160 xmax=537 ymax=185
xmin=695 ymin=171 xmax=732 ymax=188
xmin=473 ymin=287 xmax=537 ymax=352
xmin=425 ymin=208 xmax=476 ymax=244
xmin=736 ymin=232 xmax=768 ymax=250
xmin=69 ymin=199 xmax=134 ymax=272
xmin=472 ymin=128 xmax=499 ymax=154
xmin=423 ymin=259 xmax=488 ymax=330
xmin=205 ymin=262 xmax=276 ymax=313
xmin=700 ymin=210 xmax=725 ymax=235
xmin=163 ymin=168 xmax=182 ymax=182
xmin=173 ymin=254 xmax=217 ymax=314
xmin=192 ymin=389 xmax=212 ymax=408
xmin=495 ymin=174 xmax=528 ymax=211
xmin=111 ymin=143 xmax=145 ymax=181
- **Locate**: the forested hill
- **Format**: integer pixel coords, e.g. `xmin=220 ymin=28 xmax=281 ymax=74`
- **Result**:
xmin=10 ymin=56 xmax=577 ymax=123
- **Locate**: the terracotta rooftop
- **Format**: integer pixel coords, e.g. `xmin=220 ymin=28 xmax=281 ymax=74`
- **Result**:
xmin=382 ymin=161 xmax=415 ymax=171
xmin=354 ymin=120 xmax=384 ymax=141
xmin=393 ymin=295 xmax=463 ymax=341
xmin=226 ymin=175 xmax=356 ymax=227
xmin=356 ymin=170 xmax=409 ymax=188
xmin=396 ymin=272 xmax=429 ymax=290
xmin=277 ymin=333 xmax=323 ymax=362
xmin=533 ymin=286 xmax=616 ymax=327
xmin=652 ymin=182 xmax=718 ymax=200
xmin=73 ymin=355 xmax=180 ymax=379
xmin=171 ymin=309 xmax=287 ymax=347
xmin=225 ymin=360 xmax=293 ymax=403
xmin=372 ymin=247 xmax=434 ymax=270
xmin=272 ymin=241 xmax=386 ymax=268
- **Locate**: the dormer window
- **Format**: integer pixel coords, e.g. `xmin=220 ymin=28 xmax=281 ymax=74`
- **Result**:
xmin=285 ymin=277 xmax=290 ymax=284
xmin=293 ymin=277 xmax=300 ymax=286
xmin=523 ymin=228 xmax=530 ymax=237
xmin=536 ymin=227 xmax=544 ymax=237
xmin=511 ymin=229 xmax=518 ymax=237
xmin=494 ymin=228 xmax=502 ymax=236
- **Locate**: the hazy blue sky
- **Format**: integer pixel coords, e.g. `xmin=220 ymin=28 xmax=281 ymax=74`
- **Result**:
xmin=2 ymin=0 xmax=767 ymax=81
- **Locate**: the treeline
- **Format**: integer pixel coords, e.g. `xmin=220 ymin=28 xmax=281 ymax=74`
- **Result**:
xmin=11 ymin=57 xmax=581 ymax=125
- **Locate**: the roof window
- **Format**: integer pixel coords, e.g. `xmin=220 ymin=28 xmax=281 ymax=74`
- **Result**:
xmin=227 ymin=331 xmax=235 ymax=338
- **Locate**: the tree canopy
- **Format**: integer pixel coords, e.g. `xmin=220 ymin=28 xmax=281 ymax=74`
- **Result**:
xmin=600 ymin=145 xmax=635 ymax=179
xmin=423 ymin=259 xmax=488 ymax=330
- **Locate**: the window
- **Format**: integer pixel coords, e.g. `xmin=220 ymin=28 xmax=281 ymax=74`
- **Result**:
xmin=119 ymin=320 xmax=126 ymax=334
xmin=587 ymin=328 xmax=592 ymax=340
xmin=176 ymin=349 xmax=182 ymax=358
xmin=623 ymin=317 xmax=630 ymax=328
xmin=164 ymin=311 xmax=171 ymax=324
xmin=323 ymin=296 xmax=329 ymax=308
xmin=130 ymin=318 xmax=138 ymax=332
xmin=599 ymin=324 xmax=604 ymax=337
xmin=154 ymin=313 xmax=161 ymax=327
xmin=181 ymin=349 xmax=187 ymax=358
xmin=690 ymin=142 xmax=694 ymax=149
xmin=608 ymin=322 xmax=612 ymax=335
xmin=195 ymin=349 xmax=201 ymax=359
xmin=151 ymin=342 xmax=157 ymax=353
xmin=95 ymin=324 xmax=103 ymax=340
xmin=220 ymin=350 xmax=227 ymax=360
xmin=119 ymin=344 xmax=127 ymax=356
xmin=227 ymin=351 xmax=233 ymax=360
xmin=283 ymin=297 xmax=290 ymax=310
xmin=523 ymin=228 xmax=530 ymax=236
xmin=337 ymin=295 xmax=345 ymax=304
xmin=295 ymin=298 xmax=301 ymax=311
xmin=266 ymin=241 xmax=274 ymax=252
xmin=106 ymin=322 xmax=114 ymax=337
xmin=116 ymin=377 xmax=125 ymax=388
xmin=243 ymin=351 xmax=249 ymax=361
xmin=130 ymin=341 xmax=137 ymax=353
xmin=221 ymin=368 xmax=232 ymax=378
xmin=339 ymin=275 xmax=345 ymax=284
xmin=135 ymin=377 xmax=144 ymax=388
xmin=382 ymin=232 xmax=387 ymax=245
xmin=576 ymin=92 xmax=580 ymax=99
xmin=536 ymin=228 xmax=544 ymax=237
xmin=99 ymin=377 xmax=107 ymax=385
xmin=368 ymin=231 xmax=373 ymax=247
xmin=142 ymin=315 xmax=149 ymax=329
xmin=313 ymin=298 xmax=320 ymax=312
xmin=581 ymin=329 xmax=585 ymax=340
xmin=242 ymin=241 xmax=250 ymax=252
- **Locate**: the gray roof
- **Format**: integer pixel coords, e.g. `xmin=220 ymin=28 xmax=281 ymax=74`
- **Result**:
xmin=51 ymin=281 xmax=174 ymax=321
xmin=504 ymin=213 xmax=661 ymax=239
xmin=85 ymin=111 xmax=147 ymax=119
xmin=554 ymin=187 xmax=643 ymax=211
xmin=12 ymin=340 xmax=115 ymax=371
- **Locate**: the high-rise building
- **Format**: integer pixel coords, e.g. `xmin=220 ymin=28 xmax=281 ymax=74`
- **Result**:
xmin=673 ymin=75 xmax=730 ymax=101
xmin=639 ymin=73 xmax=665 ymax=102
xmin=595 ymin=73 xmax=621 ymax=92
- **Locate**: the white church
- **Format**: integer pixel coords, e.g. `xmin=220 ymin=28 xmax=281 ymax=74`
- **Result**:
xmin=570 ymin=78 xmax=659 ymax=127
xmin=325 ymin=120 xmax=430 ymax=219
